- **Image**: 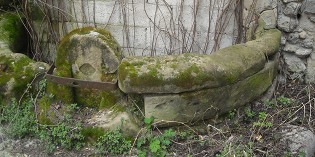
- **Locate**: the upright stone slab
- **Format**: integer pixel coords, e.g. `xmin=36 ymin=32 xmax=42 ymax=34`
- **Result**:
xmin=48 ymin=27 xmax=123 ymax=108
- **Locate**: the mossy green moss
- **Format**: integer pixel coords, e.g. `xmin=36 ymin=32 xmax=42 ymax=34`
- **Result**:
xmin=75 ymin=88 xmax=120 ymax=109
xmin=38 ymin=95 xmax=53 ymax=125
xmin=50 ymin=27 xmax=123 ymax=106
xmin=81 ymin=127 xmax=106 ymax=144
xmin=46 ymin=81 xmax=74 ymax=104
xmin=0 ymin=53 xmax=38 ymax=102
xmin=0 ymin=12 xmax=27 ymax=52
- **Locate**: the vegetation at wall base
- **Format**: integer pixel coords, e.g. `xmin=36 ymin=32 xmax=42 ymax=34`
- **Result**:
xmin=0 ymin=78 xmax=314 ymax=156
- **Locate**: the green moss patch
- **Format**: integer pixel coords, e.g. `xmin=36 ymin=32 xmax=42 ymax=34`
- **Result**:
xmin=0 ymin=12 xmax=27 ymax=52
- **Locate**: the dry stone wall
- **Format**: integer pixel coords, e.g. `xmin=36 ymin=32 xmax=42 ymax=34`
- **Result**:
xmin=277 ymin=0 xmax=315 ymax=83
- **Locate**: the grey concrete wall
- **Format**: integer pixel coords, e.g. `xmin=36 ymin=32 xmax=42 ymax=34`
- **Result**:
xmin=32 ymin=0 xmax=240 ymax=60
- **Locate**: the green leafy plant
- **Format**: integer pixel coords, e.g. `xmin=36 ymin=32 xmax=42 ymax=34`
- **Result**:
xmin=94 ymin=130 xmax=131 ymax=155
xmin=245 ymin=107 xmax=255 ymax=119
xmin=137 ymin=118 xmax=176 ymax=157
xmin=137 ymin=129 xmax=176 ymax=157
xmin=253 ymin=112 xmax=273 ymax=128
xmin=39 ymin=121 xmax=85 ymax=153
xmin=276 ymin=96 xmax=293 ymax=106
xmin=0 ymin=98 xmax=37 ymax=138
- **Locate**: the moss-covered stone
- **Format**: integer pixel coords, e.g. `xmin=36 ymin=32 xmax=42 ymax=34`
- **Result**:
xmin=0 ymin=12 xmax=27 ymax=52
xmin=119 ymin=45 xmax=266 ymax=94
xmin=0 ymin=53 xmax=48 ymax=104
xmin=144 ymin=59 xmax=277 ymax=125
xmin=118 ymin=28 xmax=281 ymax=94
xmin=48 ymin=27 xmax=123 ymax=107
xmin=85 ymin=102 xmax=141 ymax=137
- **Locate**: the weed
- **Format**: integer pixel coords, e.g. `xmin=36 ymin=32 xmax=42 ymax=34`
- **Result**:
xmin=276 ymin=96 xmax=293 ymax=106
xmin=216 ymin=142 xmax=254 ymax=157
xmin=95 ymin=130 xmax=131 ymax=155
xmin=137 ymin=128 xmax=176 ymax=157
xmin=263 ymin=98 xmax=276 ymax=108
xmin=136 ymin=117 xmax=176 ymax=157
xmin=245 ymin=107 xmax=255 ymax=119
xmin=253 ymin=112 xmax=273 ymax=128
xmin=0 ymin=98 xmax=37 ymax=138
xmin=228 ymin=109 xmax=236 ymax=119
xmin=39 ymin=121 xmax=85 ymax=153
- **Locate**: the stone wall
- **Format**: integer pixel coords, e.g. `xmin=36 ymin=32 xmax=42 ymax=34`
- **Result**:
xmin=277 ymin=0 xmax=315 ymax=83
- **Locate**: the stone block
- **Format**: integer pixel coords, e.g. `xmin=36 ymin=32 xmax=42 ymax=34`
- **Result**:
xmin=277 ymin=14 xmax=299 ymax=32
xmin=281 ymin=125 xmax=315 ymax=157
xmin=47 ymin=27 xmax=123 ymax=107
xmin=260 ymin=10 xmax=277 ymax=29
xmin=283 ymin=2 xmax=301 ymax=17
xmin=144 ymin=60 xmax=277 ymax=125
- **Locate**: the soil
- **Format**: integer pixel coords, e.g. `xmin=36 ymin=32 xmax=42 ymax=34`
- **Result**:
xmin=1 ymin=79 xmax=315 ymax=157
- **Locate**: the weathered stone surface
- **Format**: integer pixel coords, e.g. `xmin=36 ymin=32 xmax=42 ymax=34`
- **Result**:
xmin=287 ymin=32 xmax=300 ymax=44
xmin=282 ymin=0 xmax=303 ymax=3
xmin=47 ymin=27 xmax=123 ymax=107
xmin=0 ymin=13 xmax=27 ymax=53
xmin=283 ymin=2 xmax=301 ymax=17
xmin=0 ymin=53 xmax=49 ymax=104
xmin=144 ymin=60 xmax=277 ymax=125
xmin=304 ymin=1 xmax=315 ymax=15
xmin=283 ymin=53 xmax=306 ymax=79
xmin=283 ymin=43 xmax=299 ymax=53
xmin=247 ymin=0 xmax=277 ymax=13
xmin=86 ymin=104 xmax=140 ymax=137
xmin=281 ymin=125 xmax=315 ymax=157
xmin=306 ymin=53 xmax=315 ymax=83
xmin=277 ymin=14 xmax=299 ymax=32
xmin=260 ymin=10 xmax=277 ymax=29
xmin=301 ymin=38 xmax=314 ymax=49
xmin=296 ymin=47 xmax=312 ymax=57
xmin=299 ymin=31 xmax=307 ymax=39
xmin=119 ymin=29 xmax=281 ymax=94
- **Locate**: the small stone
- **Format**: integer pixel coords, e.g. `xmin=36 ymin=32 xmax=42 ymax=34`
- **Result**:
xmin=298 ymin=31 xmax=307 ymax=39
xmin=283 ymin=43 xmax=299 ymax=53
xmin=281 ymin=36 xmax=287 ymax=45
xmin=277 ymin=14 xmax=299 ymax=32
xmin=310 ymin=16 xmax=315 ymax=23
xmin=283 ymin=53 xmax=306 ymax=79
xmin=295 ymin=47 xmax=312 ymax=58
xmin=304 ymin=1 xmax=315 ymax=14
xmin=287 ymin=32 xmax=300 ymax=44
xmin=281 ymin=125 xmax=315 ymax=157
xmin=283 ymin=2 xmax=302 ymax=17
xmin=260 ymin=10 xmax=277 ymax=29
xmin=301 ymin=38 xmax=314 ymax=49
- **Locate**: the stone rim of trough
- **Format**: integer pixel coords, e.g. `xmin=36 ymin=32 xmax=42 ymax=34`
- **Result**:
xmin=118 ymin=29 xmax=281 ymax=94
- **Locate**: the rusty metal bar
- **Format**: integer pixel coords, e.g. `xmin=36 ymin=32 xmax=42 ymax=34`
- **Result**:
xmin=46 ymin=64 xmax=118 ymax=91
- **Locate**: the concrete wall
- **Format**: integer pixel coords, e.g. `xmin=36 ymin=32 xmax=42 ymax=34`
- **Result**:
xmin=31 ymin=0 xmax=241 ymax=60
